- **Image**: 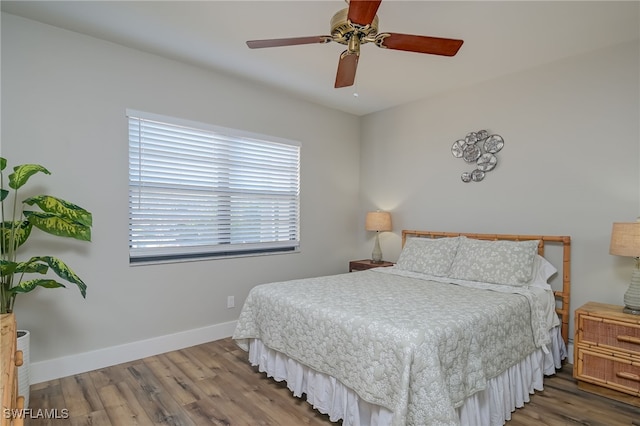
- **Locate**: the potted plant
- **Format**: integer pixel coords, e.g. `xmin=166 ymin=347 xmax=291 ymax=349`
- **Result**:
xmin=0 ymin=157 xmax=92 ymax=407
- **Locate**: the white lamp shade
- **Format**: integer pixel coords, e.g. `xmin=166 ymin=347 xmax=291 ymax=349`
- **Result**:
xmin=365 ymin=211 xmax=392 ymax=232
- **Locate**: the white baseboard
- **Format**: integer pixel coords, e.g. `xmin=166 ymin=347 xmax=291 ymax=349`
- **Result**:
xmin=30 ymin=320 xmax=238 ymax=384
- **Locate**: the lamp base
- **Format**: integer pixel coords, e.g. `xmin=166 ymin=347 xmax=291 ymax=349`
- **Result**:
xmin=623 ymin=306 xmax=640 ymax=315
xmin=623 ymin=268 xmax=640 ymax=315
xmin=371 ymin=232 xmax=383 ymax=264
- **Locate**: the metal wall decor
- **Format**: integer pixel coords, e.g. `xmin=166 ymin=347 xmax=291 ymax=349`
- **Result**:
xmin=451 ymin=130 xmax=504 ymax=182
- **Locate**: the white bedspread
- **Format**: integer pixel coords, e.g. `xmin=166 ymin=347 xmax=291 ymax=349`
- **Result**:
xmin=233 ymin=269 xmax=552 ymax=425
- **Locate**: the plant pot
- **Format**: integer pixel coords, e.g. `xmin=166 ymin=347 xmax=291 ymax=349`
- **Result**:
xmin=17 ymin=329 xmax=30 ymax=408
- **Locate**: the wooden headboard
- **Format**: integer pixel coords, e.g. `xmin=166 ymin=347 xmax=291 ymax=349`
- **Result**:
xmin=402 ymin=230 xmax=572 ymax=345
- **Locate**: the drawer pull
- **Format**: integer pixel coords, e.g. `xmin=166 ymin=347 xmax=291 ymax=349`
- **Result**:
xmin=616 ymin=371 xmax=640 ymax=382
xmin=617 ymin=335 xmax=640 ymax=345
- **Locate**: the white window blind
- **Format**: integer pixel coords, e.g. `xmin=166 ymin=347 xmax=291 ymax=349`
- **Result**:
xmin=127 ymin=110 xmax=300 ymax=263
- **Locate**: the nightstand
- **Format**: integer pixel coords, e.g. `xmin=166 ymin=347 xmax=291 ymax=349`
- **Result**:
xmin=349 ymin=259 xmax=394 ymax=272
xmin=574 ymin=301 xmax=640 ymax=407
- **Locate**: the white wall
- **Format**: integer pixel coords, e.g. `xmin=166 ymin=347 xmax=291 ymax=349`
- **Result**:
xmin=359 ymin=40 xmax=640 ymax=342
xmin=1 ymin=13 xmax=361 ymax=377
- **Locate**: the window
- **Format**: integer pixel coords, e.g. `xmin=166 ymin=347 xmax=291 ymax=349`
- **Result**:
xmin=127 ymin=109 xmax=300 ymax=263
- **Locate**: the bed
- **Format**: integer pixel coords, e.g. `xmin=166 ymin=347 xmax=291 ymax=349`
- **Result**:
xmin=233 ymin=230 xmax=571 ymax=426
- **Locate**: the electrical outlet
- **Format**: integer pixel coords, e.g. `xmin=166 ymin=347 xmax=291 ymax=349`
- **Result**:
xmin=227 ymin=296 xmax=235 ymax=308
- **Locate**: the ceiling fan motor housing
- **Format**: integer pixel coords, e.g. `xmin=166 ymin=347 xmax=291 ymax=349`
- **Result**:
xmin=330 ymin=8 xmax=379 ymax=51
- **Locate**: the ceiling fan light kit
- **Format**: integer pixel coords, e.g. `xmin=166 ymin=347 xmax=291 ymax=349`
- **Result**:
xmin=246 ymin=0 xmax=464 ymax=89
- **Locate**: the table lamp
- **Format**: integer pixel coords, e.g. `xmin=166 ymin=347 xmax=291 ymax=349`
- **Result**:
xmin=365 ymin=211 xmax=392 ymax=263
xmin=610 ymin=222 xmax=640 ymax=314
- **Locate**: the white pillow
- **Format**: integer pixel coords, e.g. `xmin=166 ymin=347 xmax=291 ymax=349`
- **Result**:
xmin=527 ymin=255 xmax=558 ymax=289
xmin=448 ymin=237 xmax=539 ymax=286
xmin=396 ymin=236 xmax=461 ymax=277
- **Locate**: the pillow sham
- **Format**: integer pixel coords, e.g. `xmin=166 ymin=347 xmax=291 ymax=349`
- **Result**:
xmin=528 ymin=255 xmax=558 ymax=289
xmin=395 ymin=236 xmax=461 ymax=277
xmin=448 ymin=237 xmax=539 ymax=286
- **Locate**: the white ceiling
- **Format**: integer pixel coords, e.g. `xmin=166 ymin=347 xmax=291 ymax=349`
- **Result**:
xmin=2 ymin=1 xmax=639 ymax=116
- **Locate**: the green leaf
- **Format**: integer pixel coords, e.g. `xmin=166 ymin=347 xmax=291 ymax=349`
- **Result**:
xmin=0 ymin=189 xmax=8 ymax=202
xmin=1 ymin=259 xmax=48 ymax=277
xmin=10 ymin=279 xmax=66 ymax=294
xmin=0 ymin=221 xmax=33 ymax=254
xmin=23 ymin=211 xmax=91 ymax=242
xmin=30 ymin=256 xmax=87 ymax=298
xmin=23 ymin=195 xmax=92 ymax=227
xmin=14 ymin=259 xmax=49 ymax=275
xmin=0 ymin=157 xmax=6 ymax=171
xmin=8 ymin=164 xmax=50 ymax=190
xmin=0 ymin=260 xmax=19 ymax=277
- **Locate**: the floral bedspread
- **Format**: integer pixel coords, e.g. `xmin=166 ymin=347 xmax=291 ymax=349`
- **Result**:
xmin=233 ymin=268 xmax=550 ymax=425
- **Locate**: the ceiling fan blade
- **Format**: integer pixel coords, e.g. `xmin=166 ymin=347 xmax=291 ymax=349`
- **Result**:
xmin=335 ymin=52 xmax=359 ymax=88
xmin=378 ymin=33 xmax=463 ymax=56
xmin=347 ymin=0 xmax=382 ymax=26
xmin=247 ymin=36 xmax=331 ymax=49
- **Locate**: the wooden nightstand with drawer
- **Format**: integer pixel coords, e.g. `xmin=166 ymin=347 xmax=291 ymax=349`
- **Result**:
xmin=574 ymin=301 xmax=640 ymax=407
xmin=349 ymin=259 xmax=394 ymax=272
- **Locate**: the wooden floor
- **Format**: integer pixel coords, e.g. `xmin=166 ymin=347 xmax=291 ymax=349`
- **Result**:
xmin=24 ymin=337 xmax=639 ymax=426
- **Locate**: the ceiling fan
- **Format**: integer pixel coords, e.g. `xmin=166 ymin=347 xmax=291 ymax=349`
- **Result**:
xmin=246 ymin=0 xmax=464 ymax=89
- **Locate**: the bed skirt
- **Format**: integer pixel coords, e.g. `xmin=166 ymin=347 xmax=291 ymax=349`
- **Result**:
xmin=245 ymin=327 xmax=567 ymax=426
